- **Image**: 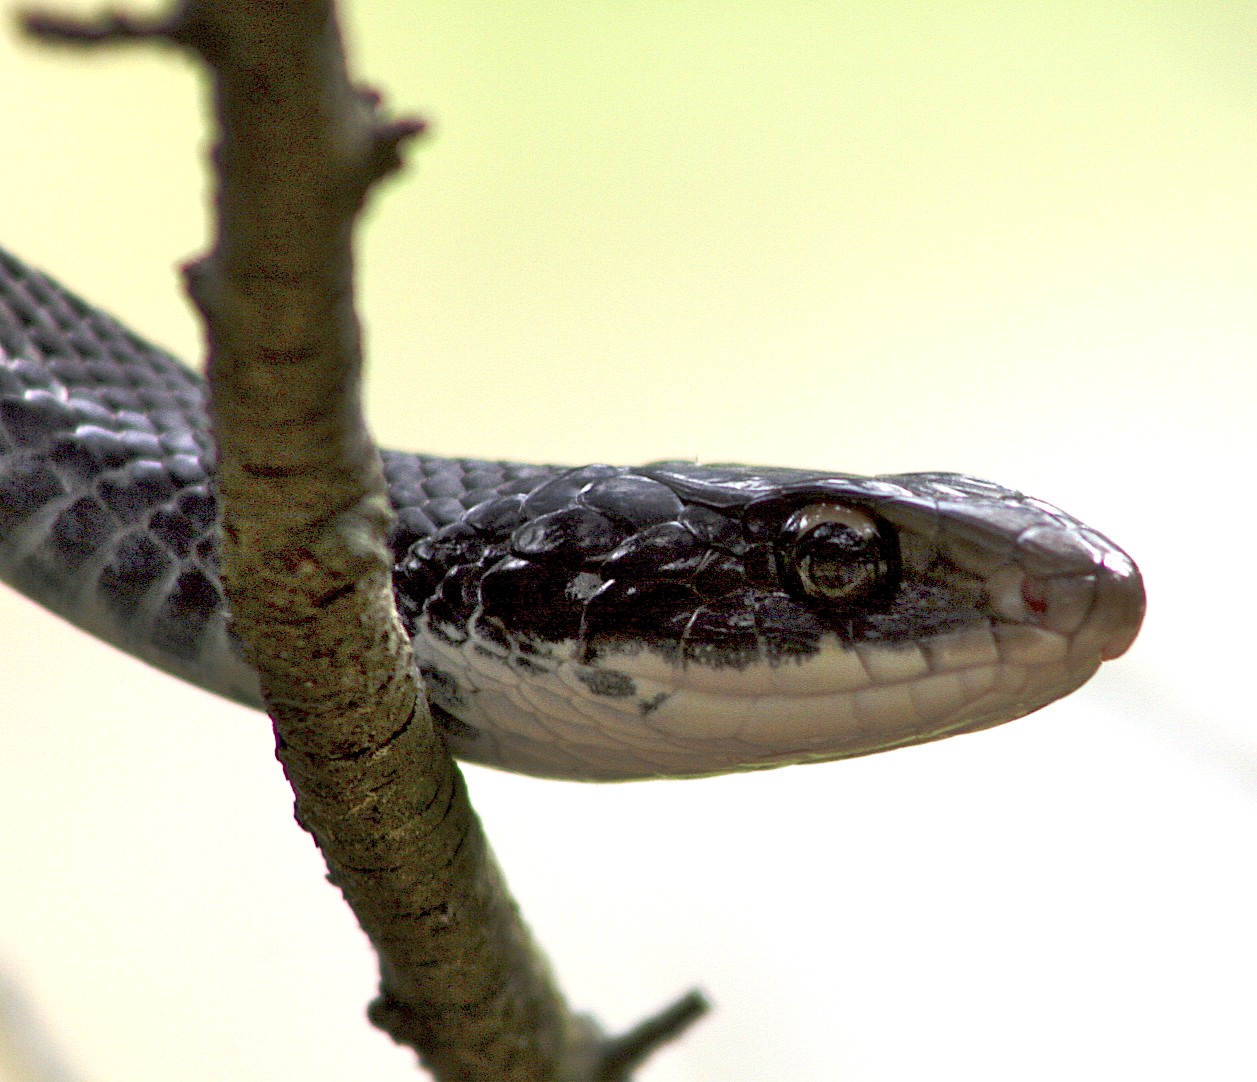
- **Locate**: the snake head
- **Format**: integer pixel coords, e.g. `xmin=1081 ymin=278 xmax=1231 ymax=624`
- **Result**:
xmin=394 ymin=461 xmax=1145 ymax=780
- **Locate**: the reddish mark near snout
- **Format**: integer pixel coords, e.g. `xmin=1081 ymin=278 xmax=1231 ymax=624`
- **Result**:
xmin=1021 ymin=577 xmax=1049 ymax=615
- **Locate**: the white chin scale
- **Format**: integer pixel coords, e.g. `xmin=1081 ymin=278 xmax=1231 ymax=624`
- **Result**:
xmin=410 ymin=612 xmax=1105 ymax=782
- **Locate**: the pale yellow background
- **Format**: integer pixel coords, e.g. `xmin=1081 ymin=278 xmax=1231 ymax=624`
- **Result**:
xmin=1 ymin=4 xmax=1254 ymax=1080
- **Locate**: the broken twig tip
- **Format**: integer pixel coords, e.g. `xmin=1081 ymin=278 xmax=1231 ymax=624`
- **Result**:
xmin=594 ymin=987 xmax=711 ymax=1080
xmin=367 ymin=117 xmax=429 ymax=181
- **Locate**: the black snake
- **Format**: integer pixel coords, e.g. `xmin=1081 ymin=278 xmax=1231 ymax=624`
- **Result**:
xmin=0 ymin=246 xmax=1145 ymax=780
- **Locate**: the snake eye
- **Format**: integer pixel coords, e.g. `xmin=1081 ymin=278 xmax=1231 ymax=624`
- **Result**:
xmin=777 ymin=503 xmax=898 ymax=608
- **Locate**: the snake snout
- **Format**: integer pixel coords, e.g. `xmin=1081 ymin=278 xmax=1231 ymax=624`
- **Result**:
xmin=1004 ymin=522 xmax=1145 ymax=663
xmin=1095 ymin=551 xmax=1145 ymax=660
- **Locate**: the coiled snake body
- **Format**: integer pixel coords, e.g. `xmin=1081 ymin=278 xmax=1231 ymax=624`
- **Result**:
xmin=0 ymin=247 xmax=1144 ymax=780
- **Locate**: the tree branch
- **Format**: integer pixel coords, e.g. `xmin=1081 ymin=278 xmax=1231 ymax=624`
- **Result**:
xmin=21 ymin=2 xmax=704 ymax=1077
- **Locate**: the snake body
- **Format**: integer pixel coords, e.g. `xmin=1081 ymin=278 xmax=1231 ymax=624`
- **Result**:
xmin=0 ymin=247 xmax=1144 ymax=780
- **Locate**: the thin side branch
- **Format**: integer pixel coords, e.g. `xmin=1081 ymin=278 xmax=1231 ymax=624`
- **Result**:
xmin=22 ymin=7 xmax=172 ymax=44
xmin=21 ymin=1 xmax=706 ymax=1078
xmin=594 ymin=989 xmax=711 ymax=1081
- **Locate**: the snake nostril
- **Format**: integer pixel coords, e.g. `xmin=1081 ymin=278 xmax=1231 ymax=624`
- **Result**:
xmin=1021 ymin=576 xmax=1049 ymax=615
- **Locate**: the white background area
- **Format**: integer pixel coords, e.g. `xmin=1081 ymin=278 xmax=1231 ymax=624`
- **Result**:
xmin=1 ymin=4 xmax=1255 ymax=1080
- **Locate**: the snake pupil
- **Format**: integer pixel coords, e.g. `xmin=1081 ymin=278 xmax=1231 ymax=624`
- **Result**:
xmin=799 ymin=528 xmax=876 ymax=594
xmin=778 ymin=503 xmax=897 ymax=608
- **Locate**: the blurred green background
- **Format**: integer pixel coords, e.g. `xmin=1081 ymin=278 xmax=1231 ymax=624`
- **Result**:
xmin=1 ymin=4 xmax=1254 ymax=1080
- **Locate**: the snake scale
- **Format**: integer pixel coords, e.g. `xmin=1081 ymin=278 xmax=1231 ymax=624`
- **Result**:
xmin=0 ymin=246 xmax=1144 ymax=780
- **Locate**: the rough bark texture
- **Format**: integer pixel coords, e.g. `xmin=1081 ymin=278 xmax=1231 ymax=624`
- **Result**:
xmin=22 ymin=1 xmax=705 ymax=1078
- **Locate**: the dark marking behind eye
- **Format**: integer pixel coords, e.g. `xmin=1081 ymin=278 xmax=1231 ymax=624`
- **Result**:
xmin=419 ymin=663 xmax=466 ymax=711
xmin=575 ymin=668 xmax=636 ymax=699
